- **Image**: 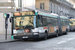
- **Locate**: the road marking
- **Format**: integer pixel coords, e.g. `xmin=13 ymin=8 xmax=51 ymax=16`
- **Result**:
xmin=57 ymin=41 xmax=67 ymax=44
xmin=67 ymin=38 xmax=75 ymax=41
xmin=57 ymin=38 xmax=75 ymax=45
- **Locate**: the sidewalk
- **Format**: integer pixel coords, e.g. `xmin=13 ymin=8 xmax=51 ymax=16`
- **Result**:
xmin=0 ymin=34 xmax=16 ymax=43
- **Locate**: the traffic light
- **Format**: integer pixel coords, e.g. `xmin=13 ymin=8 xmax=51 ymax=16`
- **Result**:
xmin=6 ymin=14 xmax=10 ymax=20
xmin=3 ymin=13 xmax=10 ymax=20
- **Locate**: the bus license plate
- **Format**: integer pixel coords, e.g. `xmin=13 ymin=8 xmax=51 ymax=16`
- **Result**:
xmin=23 ymin=36 xmax=28 ymax=38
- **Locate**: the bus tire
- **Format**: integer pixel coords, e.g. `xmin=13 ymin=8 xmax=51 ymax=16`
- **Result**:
xmin=43 ymin=33 xmax=48 ymax=40
xmin=70 ymin=29 xmax=72 ymax=32
xmin=55 ymin=30 xmax=59 ymax=37
xmin=64 ymin=32 xmax=67 ymax=35
xmin=43 ymin=30 xmax=48 ymax=40
xmin=56 ymin=33 xmax=58 ymax=37
xmin=64 ymin=29 xmax=67 ymax=35
xmin=67 ymin=29 xmax=70 ymax=32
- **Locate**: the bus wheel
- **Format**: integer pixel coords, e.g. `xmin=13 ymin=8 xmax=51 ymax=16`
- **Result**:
xmin=43 ymin=33 xmax=48 ymax=40
xmin=64 ymin=32 xmax=67 ymax=35
xmin=55 ymin=30 xmax=59 ymax=37
xmin=64 ymin=29 xmax=68 ymax=35
xmin=70 ymin=29 xmax=71 ymax=32
xmin=55 ymin=33 xmax=58 ymax=37
xmin=67 ymin=29 xmax=70 ymax=32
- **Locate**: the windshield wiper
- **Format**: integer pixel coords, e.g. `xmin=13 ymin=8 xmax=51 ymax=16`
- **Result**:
xmin=23 ymin=25 xmax=34 ymax=29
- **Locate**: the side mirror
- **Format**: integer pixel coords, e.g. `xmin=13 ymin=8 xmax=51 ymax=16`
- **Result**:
xmin=10 ymin=17 xmax=11 ymax=23
xmin=9 ymin=17 xmax=12 ymax=23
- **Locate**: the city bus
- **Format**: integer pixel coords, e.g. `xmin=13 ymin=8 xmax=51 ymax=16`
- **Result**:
xmin=69 ymin=19 xmax=75 ymax=31
xmin=11 ymin=11 xmax=69 ymax=40
xmin=60 ymin=16 xmax=69 ymax=33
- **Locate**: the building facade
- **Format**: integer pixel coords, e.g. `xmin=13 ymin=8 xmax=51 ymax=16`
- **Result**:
xmin=14 ymin=0 xmax=35 ymax=11
xmin=14 ymin=0 xmax=75 ymax=18
xmin=35 ymin=0 xmax=75 ymax=18
xmin=36 ymin=0 xmax=50 ymax=11
xmin=66 ymin=0 xmax=75 ymax=18
xmin=66 ymin=0 xmax=75 ymax=8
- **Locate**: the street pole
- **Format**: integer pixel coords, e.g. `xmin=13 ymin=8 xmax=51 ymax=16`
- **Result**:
xmin=11 ymin=0 xmax=14 ymax=36
xmin=6 ymin=27 xmax=7 ymax=40
xmin=5 ymin=19 xmax=7 ymax=40
xmin=4 ymin=14 xmax=9 ymax=40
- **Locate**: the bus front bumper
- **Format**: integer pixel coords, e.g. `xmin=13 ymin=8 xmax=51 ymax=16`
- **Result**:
xmin=13 ymin=35 xmax=39 ymax=39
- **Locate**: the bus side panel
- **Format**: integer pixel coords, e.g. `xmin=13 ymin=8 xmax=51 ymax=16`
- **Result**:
xmin=62 ymin=26 xmax=67 ymax=31
xmin=38 ymin=27 xmax=48 ymax=38
xmin=48 ymin=26 xmax=59 ymax=36
xmin=48 ymin=27 xmax=55 ymax=33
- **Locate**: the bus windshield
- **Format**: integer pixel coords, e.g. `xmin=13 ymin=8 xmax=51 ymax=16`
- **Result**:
xmin=14 ymin=16 xmax=35 ymax=29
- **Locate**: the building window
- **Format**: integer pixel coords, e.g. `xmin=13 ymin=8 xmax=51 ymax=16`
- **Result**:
xmin=40 ymin=3 xmax=44 ymax=9
xmin=50 ymin=3 xmax=52 ymax=13
xmin=58 ymin=6 xmax=60 ymax=15
xmin=57 ymin=5 xmax=58 ymax=14
xmin=54 ymin=4 xmax=55 ymax=13
xmin=52 ymin=4 xmax=54 ymax=13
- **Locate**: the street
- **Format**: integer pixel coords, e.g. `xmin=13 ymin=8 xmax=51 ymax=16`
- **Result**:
xmin=0 ymin=32 xmax=75 ymax=50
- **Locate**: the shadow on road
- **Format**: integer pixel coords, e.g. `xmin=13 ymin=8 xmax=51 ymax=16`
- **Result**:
xmin=15 ymin=35 xmax=63 ymax=42
xmin=1 ymin=32 xmax=73 ymax=43
xmin=69 ymin=30 xmax=75 ymax=32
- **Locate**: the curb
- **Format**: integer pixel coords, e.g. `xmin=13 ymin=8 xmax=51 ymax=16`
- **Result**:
xmin=0 ymin=34 xmax=11 ymax=35
xmin=0 ymin=40 xmax=18 ymax=43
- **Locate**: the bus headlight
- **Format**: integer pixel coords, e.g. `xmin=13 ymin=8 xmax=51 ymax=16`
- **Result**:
xmin=13 ymin=30 xmax=17 ymax=34
xmin=34 ymin=33 xmax=39 ymax=35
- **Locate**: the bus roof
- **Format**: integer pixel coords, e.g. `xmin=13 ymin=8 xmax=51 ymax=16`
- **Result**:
xmin=70 ymin=19 xmax=75 ymax=20
xmin=38 ymin=12 xmax=58 ymax=18
xmin=60 ymin=16 xmax=68 ymax=19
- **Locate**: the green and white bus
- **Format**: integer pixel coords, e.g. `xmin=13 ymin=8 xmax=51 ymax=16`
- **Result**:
xmin=11 ymin=11 xmax=69 ymax=40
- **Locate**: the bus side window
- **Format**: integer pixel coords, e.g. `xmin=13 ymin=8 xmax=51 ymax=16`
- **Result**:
xmin=48 ymin=18 xmax=57 ymax=26
xmin=54 ymin=19 xmax=58 ymax=26
xmin=50 ymin=18 xmax=53 ymax=26
xmin=42 ymin=16 xmax=47 ymax=26
xmin=61 ymin=19 xmax=63 ymax=26
xmin=38 ymin=15 xmax=43 ymax=26
xmin=47 ymin=17 xmax=52 ymax=26
xmin=65 ymin=20 xmax=68 ymax=25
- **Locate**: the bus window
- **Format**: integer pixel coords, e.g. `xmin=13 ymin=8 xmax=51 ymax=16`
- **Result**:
xmin=47 ymin=17 xmax=57 ymax=26
xmin=47 ymin=17 xmax=51 ymax=25
xmin=65 ymin=20 xmax=69 ymax=25
xmin=38 ymin=15 xmax=43 ymax=26
xmin=53 ymin=19 xmax=58 ymax=26
xmin=61 ymin=19 xmax=64 ymax=26
xmin=61 ymin=19 xmax=69 ymax=26
xmin=42 ymin=16 xmax=47 ymax=26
